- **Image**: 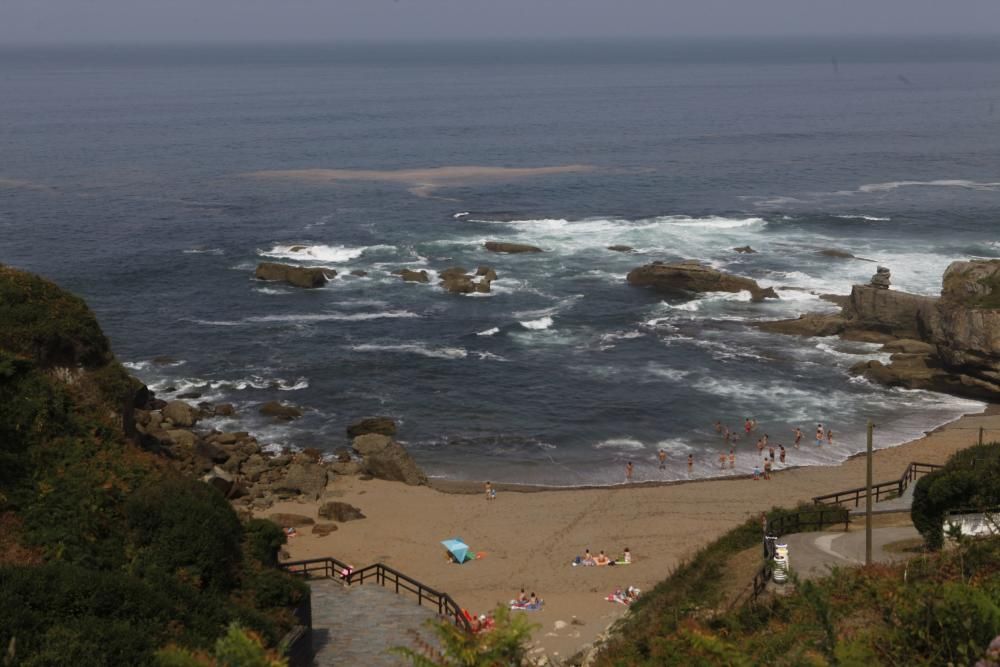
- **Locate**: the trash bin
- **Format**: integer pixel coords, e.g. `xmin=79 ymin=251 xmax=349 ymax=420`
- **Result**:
xmin=772 ymin=554 xmax=788 ymax=583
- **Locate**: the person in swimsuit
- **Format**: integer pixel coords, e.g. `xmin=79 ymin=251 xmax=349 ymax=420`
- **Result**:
xmin=779 ymin=444 xmax=786 ymax=463
xmin=625 ymin=461 xmax=634 ymax=482
xmin=768 ymin=445 xmax=775 ymax=461
xmin=816 ymin=424 xmax=824 ymax=446
xmin=827 ymin=429 xmax=834 ymax=445
xmin=763 ymin=459 xmax=772 ymax=480
xmin=729 ymin=448 xmax=735 ymax=469
xmin=622 ymin=547 xmax=632 ymax=564
xmin=793 ymin=427 xmax=802 ymax=449
xmin=658 ymin=449 xmax=667 ymax=470
xmin=595 ymin=551 xmax=610 ymax=566
xmin=485 ymin=481 xmax=494 ymax=501
xmin=687 ymin=454 xmax=694 ymax=472
xmin=718 ymin=452 xmax=727 ymax=469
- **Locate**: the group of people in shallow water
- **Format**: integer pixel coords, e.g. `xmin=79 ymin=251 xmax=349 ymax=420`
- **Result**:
xmin=619 ymin=417 xmax=835 ymax=482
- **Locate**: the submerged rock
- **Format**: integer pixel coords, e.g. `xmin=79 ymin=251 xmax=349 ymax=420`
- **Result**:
xmin=347 ymin=416 xmax=398 ymax=438
xmin=259 ymin=401 xmax=303 ymax=421
xmin=608 ymin=245 xmax=635 ymax=253
xmin=733 ymin=245 xmax=756 ymax=254
xmin=484 ymin=241 xmax=543 ymax=254
xmin=626 ymin=260 xmax=779 ymax=303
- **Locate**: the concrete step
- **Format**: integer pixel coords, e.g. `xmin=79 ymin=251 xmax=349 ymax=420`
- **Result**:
xmin=309 ymin=579 xmax=444 ymax=666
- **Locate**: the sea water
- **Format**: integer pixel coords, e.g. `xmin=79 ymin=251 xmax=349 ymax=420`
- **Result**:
xmin=1 ymin=38 xmax=996 ymax=485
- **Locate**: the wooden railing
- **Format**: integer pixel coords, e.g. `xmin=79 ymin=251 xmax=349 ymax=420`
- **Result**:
xmin=811 ymin=461 xmax=943 ymax=508
xmin=281 ymin=557 xmax=471 ymax=632
xmin=768 ymin=507 xmax=850 ymax=537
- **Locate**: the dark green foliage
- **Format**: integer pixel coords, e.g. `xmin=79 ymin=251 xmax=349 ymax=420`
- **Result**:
xmin=0 ymin=265 xmax=111 ymax=367
xmin=0 ymin=266 xmax=307 ymax=664
xmin=244 ymin=519 xmax=287 ymax=568
xmin=911 ymin=443 xmax=1000 ymax=548
xmin=883 ymin=582 xmax=1000 ymax=665
xmin=243 ymin=569 xmax=308 ymax=610
xmin=0 ymin=562 xmax=229 ymax=666
xmin=126 ymin=476 xmax=244 ymax=592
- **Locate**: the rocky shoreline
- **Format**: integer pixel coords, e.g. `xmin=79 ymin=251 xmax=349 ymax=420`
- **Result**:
xmin=132 ymin=392 xmax=427 ymax=522
xmin=755 ymin=260 xmax=1000 ymax=401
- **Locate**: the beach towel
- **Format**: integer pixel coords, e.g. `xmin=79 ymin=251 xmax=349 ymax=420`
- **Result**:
xmin=509 ymin=600 xmax=543 ymax=611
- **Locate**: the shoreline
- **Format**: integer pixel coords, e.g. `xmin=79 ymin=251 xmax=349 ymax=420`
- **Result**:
xmin=428 ymin=402 xmax=998 ymax=495
xmin=272 ymin=404 xmax=1000 ymax=659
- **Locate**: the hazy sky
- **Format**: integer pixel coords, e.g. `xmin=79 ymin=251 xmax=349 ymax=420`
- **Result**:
xmin=3 ymin=0 xmax=1000 ymax=44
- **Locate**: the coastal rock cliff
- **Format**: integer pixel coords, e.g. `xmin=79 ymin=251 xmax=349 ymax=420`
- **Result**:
xmin=627 ymin=260 xmax=779 ymax=303
xmin=760 ymin=259 xmax=1000 ymax=400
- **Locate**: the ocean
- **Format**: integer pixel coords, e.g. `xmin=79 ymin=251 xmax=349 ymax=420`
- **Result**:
xmin=1 ymin=38 xmax=996 ymax=485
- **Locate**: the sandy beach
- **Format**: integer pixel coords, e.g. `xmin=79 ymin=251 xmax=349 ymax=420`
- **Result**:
xmin=271 ymin=406 xmax=1000 ymax=659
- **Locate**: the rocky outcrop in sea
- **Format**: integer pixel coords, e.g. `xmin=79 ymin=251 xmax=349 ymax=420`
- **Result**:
xmin=627 ymin=260 xmax=779 ymax=303
xmin=759 ymin=259 xmax=1000 ymax=400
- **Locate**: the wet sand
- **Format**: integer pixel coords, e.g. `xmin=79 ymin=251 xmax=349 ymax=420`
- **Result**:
xmin=270 ymin=406 xmax=999 ymax=659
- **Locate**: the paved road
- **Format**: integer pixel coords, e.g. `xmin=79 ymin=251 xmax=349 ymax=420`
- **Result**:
xmin=309 ymin=579 xmax=443 ymax=666
xmin=778 ymin=526 xmax=921 ymax=581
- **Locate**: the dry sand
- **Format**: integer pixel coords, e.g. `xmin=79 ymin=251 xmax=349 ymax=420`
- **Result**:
xmin=270 ymin=406 xmax=1000 ymax=659
xmin=244 ymin=165 xmax=596 ymax=197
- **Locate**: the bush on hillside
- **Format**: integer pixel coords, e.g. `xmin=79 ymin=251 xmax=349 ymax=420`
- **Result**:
xmin=911 ymin=443 xmax=1000 ymax=549
xmin=244 ymin=519 xmax=287 ymax=568
xmin=126 ymin=476 xmax=244 ymax=592
xmin=0 ymin=265 xmax=111 ymax=368
xmin=0 ymin=562 xmax=229 ymax=666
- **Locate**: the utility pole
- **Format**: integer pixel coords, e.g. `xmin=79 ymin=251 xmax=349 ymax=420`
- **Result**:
xmin=866 ymin=420 xmax=874 ymax=566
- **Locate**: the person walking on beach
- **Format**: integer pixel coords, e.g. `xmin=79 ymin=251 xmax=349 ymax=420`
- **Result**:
xmin=816 ymin=424 xmax=824 ymax=446
xmin=485 ymin=481 xmax=495 ymax=501
xmin=729 ymin=448 xmax=735 ymax=469
xmin=793 ymin=427 xmax=802 ymax=449
xmin=625 ymin=461 xmax=634 ymax=482
xmin=752 ymin=463 xmax=760 ymax=480
xmin=779 ymin=444 xmax=786 ymax=464
xmin=658 ymin=449 xmax=667 ymax=470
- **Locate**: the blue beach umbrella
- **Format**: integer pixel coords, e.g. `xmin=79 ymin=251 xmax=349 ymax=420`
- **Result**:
xmin=441 ymin=538 xmax=472 ymax=564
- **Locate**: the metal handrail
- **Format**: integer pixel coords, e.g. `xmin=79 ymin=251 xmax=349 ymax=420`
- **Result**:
xmin=281 ymin=557 xmax=471 ymax=632
xmin=811 ymin=461 xmax=944 ymax=507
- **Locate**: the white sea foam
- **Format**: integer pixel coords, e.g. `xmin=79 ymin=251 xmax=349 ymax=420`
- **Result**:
xmin=453 ymin=211 xmax=470 ymax=219
xmin=192 ymin=311 xmax=420 ymax=326
xmin=254 ymin=287 xmax=288 ymax=295
xmin=644 ymin=363 xmax=690 ymax=381
xmin=593 ymin=437 xmax=646 ymax=451
xmin=520 ymin=316 xmax=554 ymax=330
xmin=858 ymin=179 xmax=1000 ymax=193
xmin=477 ymin=327 xmax=501 ymax=336
xmin=183 ymin=247 xmax=225 ymax=255
xmin=350 ymin=343 xmax=468 ymax=359
xmin=259 ymin=243 xmax=368 ymax=263
xmin=833 ymin=214 xmax=891 ymax=222
xmin=474 ymin=351 xmax=509 ymax=362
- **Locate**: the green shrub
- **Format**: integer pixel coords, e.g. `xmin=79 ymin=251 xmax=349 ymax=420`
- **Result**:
xmin=243 ymin=569 xmax=307 ymax=610
xmin=0 ymin=265 xmax=111 ymax=368
xmin=244 ymin=519 xmax=286 ymax=568
xmin=126 ymin=476 xmax=244 ymax=592
xmin=884 ymin=582 xmax=1000 ymax=665
xmin=911 ymin=444 xmax=1000 ymax=549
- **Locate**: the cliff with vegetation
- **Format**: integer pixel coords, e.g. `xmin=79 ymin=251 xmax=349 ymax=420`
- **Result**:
xmin=0 ymin=264 xmax=304 ymax=665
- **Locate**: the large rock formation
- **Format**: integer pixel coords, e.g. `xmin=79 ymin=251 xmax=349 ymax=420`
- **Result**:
xmin=626 ymin=260 xmax=779 ymax=303
xmin=351 ymin=434 xmax=427 ymax=486
xmin=760 ymin=260 xmax=1000 ymax=399
xmin=438 ymin=265 xmax=495 ymax=294
xmin=254 ymin=262 xmax=333 ymax=288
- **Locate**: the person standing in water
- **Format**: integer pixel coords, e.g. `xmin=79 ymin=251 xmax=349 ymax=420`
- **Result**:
xmin=657 ymin=449 xmax=667 ymax=470
xmin=827 ymin=429 xmax=834 ymax=445
xmin=729 ymin=448 xmax=735 ymax=469
xmin=687 ymin=454 xmax=694 ymax=473
xmin=816 ymin=424 xmax=824 ymax=446
xmin=625 ymin=461 xmax=634 ymax=482
xmin=793 ymin=427 xmax=802 ymax=449
xmin=779 ymin=444 xmax=786 ymax=464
